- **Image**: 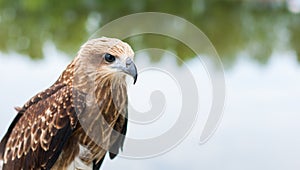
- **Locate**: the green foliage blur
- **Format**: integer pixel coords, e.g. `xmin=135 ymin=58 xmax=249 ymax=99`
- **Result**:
xmin=0 ymin=0 xmax=299 ymax=66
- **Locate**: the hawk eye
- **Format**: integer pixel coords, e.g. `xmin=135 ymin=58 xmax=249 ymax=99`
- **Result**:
xmin=104 ymin=53 xmax=116 ymax=63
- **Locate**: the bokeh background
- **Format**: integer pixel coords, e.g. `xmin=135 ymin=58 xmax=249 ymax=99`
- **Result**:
xmin=0 ymin=0 xmax=300 ymax=170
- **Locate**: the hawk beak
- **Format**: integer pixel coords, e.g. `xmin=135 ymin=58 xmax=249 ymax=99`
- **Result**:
xmin=122 ymin=58 xmax=138 ymax=84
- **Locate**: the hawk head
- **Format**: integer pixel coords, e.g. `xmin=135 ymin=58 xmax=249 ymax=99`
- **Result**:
xmin=75 ymin=37 xmax=137 ymax=85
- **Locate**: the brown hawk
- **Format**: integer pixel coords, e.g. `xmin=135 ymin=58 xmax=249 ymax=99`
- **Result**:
xmin=0 ymin=37 xmax=137 ymax=170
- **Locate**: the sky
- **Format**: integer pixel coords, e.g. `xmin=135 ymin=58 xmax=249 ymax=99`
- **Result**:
xmin=0 ymin=44 xmax=299 ymax=170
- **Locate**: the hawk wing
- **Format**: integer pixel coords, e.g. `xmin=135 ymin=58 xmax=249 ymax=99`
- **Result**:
xmin=109 ymin=110 xmax=128 ymax=159
xmin=0 ymin=83 xmax=82 ymax=170
xmin=92 ymin=109 xmax=128 ymax=170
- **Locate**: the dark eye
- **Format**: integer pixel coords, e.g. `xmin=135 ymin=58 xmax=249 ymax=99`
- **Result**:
xmin=104 ymin=53 xmax=116 ymax=63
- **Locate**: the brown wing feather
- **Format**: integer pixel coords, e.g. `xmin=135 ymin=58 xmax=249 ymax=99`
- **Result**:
xmin=0 ymin=84 xmax=66 ymax=160
xmin=108 ymin=88 xmax=128 ymax=160
xmin=108 ymin=110 xmax=128 ymax=159
xmin=0 ymin=84 xmax=78 ymax=170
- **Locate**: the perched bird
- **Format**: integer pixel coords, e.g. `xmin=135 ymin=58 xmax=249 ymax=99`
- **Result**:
xmin=0 ymin=37 xmax=137 ymax=170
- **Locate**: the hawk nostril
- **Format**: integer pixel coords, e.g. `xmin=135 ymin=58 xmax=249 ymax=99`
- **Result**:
xmin=126 ymin=58 xmax=132 ymax=66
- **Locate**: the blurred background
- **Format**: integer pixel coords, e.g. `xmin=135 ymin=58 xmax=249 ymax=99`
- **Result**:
xmin=0 ymin=0 xmax=300 ymax=170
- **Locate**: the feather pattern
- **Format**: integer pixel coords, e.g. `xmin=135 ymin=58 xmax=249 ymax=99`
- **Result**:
xmin=1 ymin=84 xmax=77 ymax=170
xmin=0 ymin=37 xmax=135 ymax=170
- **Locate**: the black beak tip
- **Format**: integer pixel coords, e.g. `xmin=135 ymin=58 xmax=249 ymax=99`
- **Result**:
xmin=125 ymin=58 xmax=138 ymax=85
xmin=133 ymin=74 xmax=137 ymax=85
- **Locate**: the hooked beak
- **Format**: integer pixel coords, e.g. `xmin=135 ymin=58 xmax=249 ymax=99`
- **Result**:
xmin=121 ymin=58 xmax=138 ymax=84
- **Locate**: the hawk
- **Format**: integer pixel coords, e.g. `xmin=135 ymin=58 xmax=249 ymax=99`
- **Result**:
xmin=0 ymin=37 xmax=137 ymax=170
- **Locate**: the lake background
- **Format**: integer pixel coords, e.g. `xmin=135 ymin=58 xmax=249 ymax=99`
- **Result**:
xmin=0 ymin=0 xmax=300 ymax=170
